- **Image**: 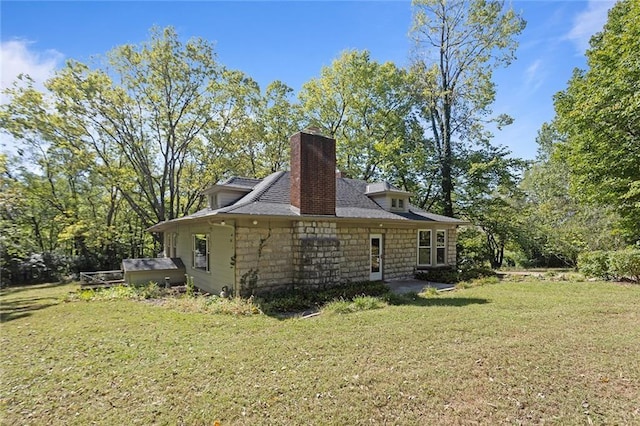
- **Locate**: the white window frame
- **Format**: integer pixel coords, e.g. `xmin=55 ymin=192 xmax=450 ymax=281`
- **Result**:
xmin=436 ymin=229 xmax=447 ymax=265
xmin=192 ymin=233 xmax=210 ymax=272
xmin=417 ymin=229 xmax=432 ymax=267
xmin=391 ymin=198 xmax=397 ymax=208
xmin=398 ymin=198 xmax=404 ymax=209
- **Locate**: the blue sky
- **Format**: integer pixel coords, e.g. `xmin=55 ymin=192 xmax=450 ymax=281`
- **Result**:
xmin=1 ymin=0 xmax=616 ymax=160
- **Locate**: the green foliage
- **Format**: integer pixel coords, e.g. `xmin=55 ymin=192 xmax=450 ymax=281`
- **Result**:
xmin=518 ymin=122 xmax=626 ymax=268
xmin=579 ymin=248 xmax=640 ymax=283
xmin=553 ymin=0 xmax=640 ymax=242
xmin=299 ymin=50 xmax=417 ymax=183
xmin=578 ymin=251 xmax=611 ymax=280
xmin=608 ymin=248 xmax=640 ymax=283
xmin=258 ymin=281 xmax=390 ymax=314
xmin=410 ymin=0 xmax=526 ymax=216
xmin=415 ymin=268 xmax=459 ymax=284
xmin=458 ymin=267 xmax=497 ymax=282
xmin=456 ymin=276 xmax=500 ymax=289
xmin=322 ymin=296 xmax=387 ymax=314
xmin=184 ymin=275 xmax=196 ymax=298
xmin=457 ymin=227 xmax=491 ymax=268
xmin=165 ymin=295 xmax=262 ymax=316
xmin=68 ymin=282 xmax=164 ymax=301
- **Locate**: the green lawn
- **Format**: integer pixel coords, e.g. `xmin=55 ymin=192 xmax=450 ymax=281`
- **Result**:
xmin=1 ymin=280 xmax=639 ymax=425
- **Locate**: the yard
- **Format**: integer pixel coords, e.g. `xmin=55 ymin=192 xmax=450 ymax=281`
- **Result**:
xmin=1 ymin=279 xmax=639 ymax=425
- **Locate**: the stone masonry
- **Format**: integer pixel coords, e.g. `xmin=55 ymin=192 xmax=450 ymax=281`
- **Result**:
xmin=235 ymin=222 xmax=458 ymax=294
xmin=292 ymin=221 xmax=340 ymax=288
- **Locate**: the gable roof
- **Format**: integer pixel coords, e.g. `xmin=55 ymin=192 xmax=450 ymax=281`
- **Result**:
xmin=148 ymin=172 xmax=466 ymax=231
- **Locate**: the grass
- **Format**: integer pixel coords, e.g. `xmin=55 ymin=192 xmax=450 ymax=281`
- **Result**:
xmin=1 ymin=280 xmax=639 ymax=425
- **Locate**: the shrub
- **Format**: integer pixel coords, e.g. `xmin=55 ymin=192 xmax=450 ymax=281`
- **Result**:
xmin=258 ymin=281 xmax=390 ymax=314
xmin=415 ymin=268 xmax=458 ymax=284
xmin=458 ymin=267 xmax=497 ymax=282
xmin=185 ymin=275 xmax=196 ymax=298
xmin=456 ymin=276 xmax=500 ymax=290
xmin=608 ymin=248 xmax=640 ymax=282
xmin=323 ymin=296 xmax=386 ymax=314
xmin=578 ymin=250 xmax=610 ymax=280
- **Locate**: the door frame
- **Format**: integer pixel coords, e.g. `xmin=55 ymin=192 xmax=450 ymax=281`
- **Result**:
xmin=369 ymin=233 xmax=383 ymax=281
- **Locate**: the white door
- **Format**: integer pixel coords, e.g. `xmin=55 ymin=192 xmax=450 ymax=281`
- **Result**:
xmin=370 ymin=234 xmax=382 ymax=281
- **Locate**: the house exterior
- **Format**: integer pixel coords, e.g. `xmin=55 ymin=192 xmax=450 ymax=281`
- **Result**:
xmin=147 ymin=129 xmax=466 ymax=296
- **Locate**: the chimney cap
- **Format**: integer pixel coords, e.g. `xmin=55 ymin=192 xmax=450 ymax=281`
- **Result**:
xmin=302 ymin=126 xmax=326 ymax=137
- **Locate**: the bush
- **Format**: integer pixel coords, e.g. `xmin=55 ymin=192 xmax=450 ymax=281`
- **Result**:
xmin=415 ymin=268 xmax=458 ymax=284
xmin=458 ymin=267 xmax=497 ymax=282
xmin=322 ymin=296 xmax=386 ymax=314
xmin=456 ymin=276 xmax=500 ymax=289
xmin=258 ymin=281 xmax=390 ymax=314
xmin=578 ymin=250 xmax=610 ymax=280
xmin=608 ymin=248 xmax=640 ymax=282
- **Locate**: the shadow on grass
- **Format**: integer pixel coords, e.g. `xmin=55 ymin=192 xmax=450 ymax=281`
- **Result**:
xmin=387 ymin=293 xmax=489 ymax=308
xmin=0 ymin=296 xmax=60 ymax=323
xmin=0 ymin=281 xmax=70 ymax=296
xmin=262 ymin=293 xmax=490 ymax=319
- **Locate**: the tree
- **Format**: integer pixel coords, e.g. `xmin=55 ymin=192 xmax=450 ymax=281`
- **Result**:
xmin=517 ymin=122 xmax=624 ymax=267
xmin=410 ymin=0 xmax=526 ymax=216
xmin=0 ymin=27 xmax=263 ymax=245
xmin=299 ymin=50 xmax=418 ymax=182
xmin=554 ymin=0 xmax=640 ymax=243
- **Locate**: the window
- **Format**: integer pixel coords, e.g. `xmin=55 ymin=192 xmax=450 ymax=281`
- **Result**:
xmin=391 ymin=198 xmax=397 ymax=208
xmin=398 ymin=198 xmax=404 ymax=209
xmin=192 ymin=233 xmax=210 ymax=271
xmin=436 ymin=230 xmax=446 ymax=265
xmin=171 ymin=233 xmax=178 ymax=258
xmin=417 ymin=230 xmax=431 ymax=266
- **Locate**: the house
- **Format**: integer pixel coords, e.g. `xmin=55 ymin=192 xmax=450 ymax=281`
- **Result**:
xmin=145 ymin=129 xmax=466 ymax=296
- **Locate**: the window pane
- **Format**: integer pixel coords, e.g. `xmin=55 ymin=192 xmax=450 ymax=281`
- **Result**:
xmin=371 ymin=237 xmax=380 ymax=256
xmin=193 ymin=234 xmax=208 ymax=271
xmin=398 ymin=199 xmax=404 ymax=208
xmin=418 ymin=248 xmax=431 ymax=265
xmin=437 ymin=247 xmax=445 ymax=264
xmin=436 ymin=230 xmax=445 ymax=247
xmin=419 ymin=230 xmax=431 ymax=247
xmin=391 ymin=198 xmax=397 ymax=208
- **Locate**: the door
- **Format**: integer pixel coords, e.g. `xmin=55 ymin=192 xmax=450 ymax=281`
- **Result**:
xmin=370 ymin=234 xmax=382 ymax=281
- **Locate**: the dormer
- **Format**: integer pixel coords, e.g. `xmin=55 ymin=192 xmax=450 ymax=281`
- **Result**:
xmin=365 ymin=182 xmax=411 ymax=213
xmin=202 ymin=177 xmax=261 ymax=209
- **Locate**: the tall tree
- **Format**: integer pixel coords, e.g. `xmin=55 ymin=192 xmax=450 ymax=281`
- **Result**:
xmin=518 ymin=123 xmax=624 ymax=266
xmin=0 ymin=27 xmax=260 ymax=240
xmin=410 ymin=0 xmax=525 ymax=216
xmin=299 ymin=50 xmax=418 ymax=182
xmin=554 ymin=0 xmax=640 ymax=242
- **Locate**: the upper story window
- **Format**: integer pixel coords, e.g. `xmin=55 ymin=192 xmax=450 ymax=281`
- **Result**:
xmin=398 ymin=199 xmax=404 ymax=209
xmin=391 ymin=198 xmax=397 ymax=208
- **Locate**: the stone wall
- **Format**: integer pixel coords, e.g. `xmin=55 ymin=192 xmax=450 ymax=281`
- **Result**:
xmin=336 ymin=226 xmax=370 ymax=282
xmin=382 ymin=228 xmax=418 ymax=280
xmin=235 ymin=224 xmax=294 ymax=295
xmin=234 ymin=221 xmax=458 ymax=294
xmin=292 ymin=221 xmax=340 ymax=288
xmin=447 ymin=227 xmax=457 ymax=266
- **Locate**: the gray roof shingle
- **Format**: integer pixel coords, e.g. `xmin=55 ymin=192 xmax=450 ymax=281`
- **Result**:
xmin=149 ymin=172 xmax=466 ymax=230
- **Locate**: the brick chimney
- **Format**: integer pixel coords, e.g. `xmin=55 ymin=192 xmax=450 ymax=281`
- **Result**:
xmin=290 ymin=129 xmax=336 ymax=216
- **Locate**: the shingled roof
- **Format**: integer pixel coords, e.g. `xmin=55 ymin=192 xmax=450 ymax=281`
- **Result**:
xmin=148 ymin=172 xmax=465 ymax=231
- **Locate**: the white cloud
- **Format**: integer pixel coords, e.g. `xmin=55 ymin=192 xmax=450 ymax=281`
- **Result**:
xmin=1 ymin=39 xmax=64 ymax=103
xmin=565 ymin=0 xmax=616 ymax=54
xmin=524 ymin=59 xmax=544 ymax=92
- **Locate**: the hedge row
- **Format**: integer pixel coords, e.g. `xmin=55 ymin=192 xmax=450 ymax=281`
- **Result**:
xmin=578 ymin=248 xmax=640 ymax=282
